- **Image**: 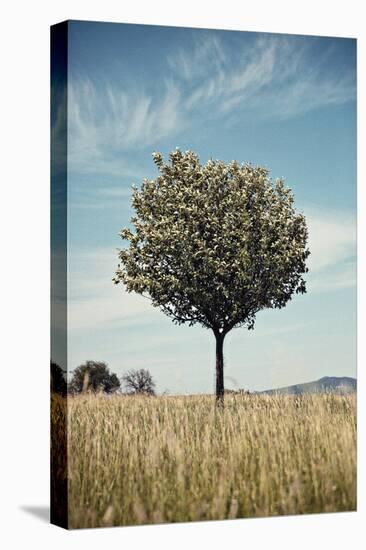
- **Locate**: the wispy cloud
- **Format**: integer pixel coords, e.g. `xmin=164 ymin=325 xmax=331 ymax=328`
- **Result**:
xmin=306 ymin=208 xmax=356 ymax=292
xmin=94 ymin=186 xmax=134 ymax=198
xmin=51 ymin=85 xmax=67 ymax=176
xmin=67 ymin=33 xmax=355 ymax=177
xmin=168 ymin=34 xmax=355 ymax=119
xmin=309 ymin=261 xmax=356 ymax=293
xmin=307 ymin=210 xmax=356 ymax=272
xmin=68 ymin=78 xmax=182 ymax=176
xmin=68 ymin=247 xmax=162 ymax=331
xmin=68 ymin=184 xmax=134 ymax=210
xmin=167 ymin=34 xmax=227 ymax=81
xmin=180 ymin=36 xmax=280 ymax=113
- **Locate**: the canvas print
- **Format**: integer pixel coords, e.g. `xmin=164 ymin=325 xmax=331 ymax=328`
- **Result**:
xmin=51 ymin=20 xmax=357 ymax=529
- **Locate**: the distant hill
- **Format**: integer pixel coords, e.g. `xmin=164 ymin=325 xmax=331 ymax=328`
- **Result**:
xmin=257 ymin=376 xmax=357 ymax=396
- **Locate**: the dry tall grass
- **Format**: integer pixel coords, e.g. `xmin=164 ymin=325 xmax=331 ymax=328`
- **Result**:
xmin=55 ymin=393 xmax=356 ymax=528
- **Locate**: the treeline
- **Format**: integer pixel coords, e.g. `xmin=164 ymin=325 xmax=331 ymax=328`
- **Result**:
xmin=51 ymin=360 xmax=156 ymax=396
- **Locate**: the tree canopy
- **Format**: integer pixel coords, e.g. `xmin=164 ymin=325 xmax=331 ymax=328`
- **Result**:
xmin=114 ymin=149 xmax=310 ymax=402
xmin=69 ymin=361 xmax=121 ymax=394
xmin=122 ymin=368 xmax=156 ymax=395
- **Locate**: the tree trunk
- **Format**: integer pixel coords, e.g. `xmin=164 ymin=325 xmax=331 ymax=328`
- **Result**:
xmin=215 ymin=332 xmax=225 ymax=406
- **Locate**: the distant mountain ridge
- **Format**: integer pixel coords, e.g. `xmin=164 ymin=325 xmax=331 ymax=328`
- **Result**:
xmin=258 ymin=376 xmax=357 ymax=395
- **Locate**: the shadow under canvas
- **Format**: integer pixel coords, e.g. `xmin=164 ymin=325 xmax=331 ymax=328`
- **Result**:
xmin=20 ymin=506 xmax=50 ymax=523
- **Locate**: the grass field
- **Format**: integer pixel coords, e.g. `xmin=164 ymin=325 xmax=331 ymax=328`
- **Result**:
xmin=52 ymin=392 xmax=356 ymax=529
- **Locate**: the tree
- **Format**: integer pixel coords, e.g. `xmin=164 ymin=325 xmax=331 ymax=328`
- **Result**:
xmin=122 ymin=368 xmax=156 ymax=395
xmin=50 ymin=360 xmax=67 ymax=395
xmin=114 ymin=149 xmax=310 ymax=404
xmin=69 ymin=361 xmax=120 ymax=394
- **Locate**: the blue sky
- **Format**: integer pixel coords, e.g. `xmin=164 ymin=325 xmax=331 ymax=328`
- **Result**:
xmin=59 ymin=21 xmax=356 ymax=393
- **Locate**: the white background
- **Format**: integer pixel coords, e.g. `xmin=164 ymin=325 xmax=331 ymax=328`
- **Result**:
xmin=1 ymin=0 xmax=364 ymax=548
